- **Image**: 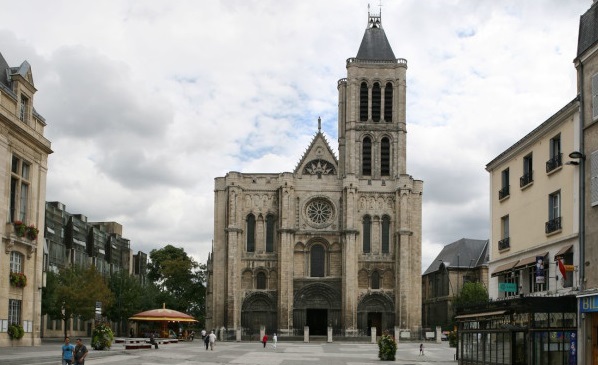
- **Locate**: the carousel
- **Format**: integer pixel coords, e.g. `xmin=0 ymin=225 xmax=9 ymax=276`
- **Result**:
xmin=129 ymin=303 xmax=197 ymax=339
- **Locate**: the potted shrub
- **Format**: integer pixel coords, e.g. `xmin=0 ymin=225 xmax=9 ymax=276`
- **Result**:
xmin=13 ymin=221 xmax=27 ymax=237
xmin=9 ymin=272 xmax=27 ymax=288
xmin=92 ymin=322 xmax=114 ymax=350
xmin=377 ymin=330 xmax=397 ymax=361
xmin=26 ymin=224 xmax=39 ymax=240
xmin=7 ymin=323 xmax=24 ymax=340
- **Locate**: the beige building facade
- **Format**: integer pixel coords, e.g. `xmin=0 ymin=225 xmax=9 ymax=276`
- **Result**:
xmin=206 ymin=11 xmax=423 ymax=338
xmin=0 ymin=52 xmax=52 ymax=346
xmin=486 ymin=99 xmax=580 ymax=300
xmin=574 ymin=2 xmax=598 ymax=363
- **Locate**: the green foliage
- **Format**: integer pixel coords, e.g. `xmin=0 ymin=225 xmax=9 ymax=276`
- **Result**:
xmin=454 ymin=282 xmax=489 ymax=308
xmin=9 ymin=272 xmax=27 ymax=287
xmin=448 ymin=330 xmax=458 ymax=348
xmin=7 ymin=323 xmax=24 ymax=339
xmin=43 ymin=266 xmax=114 ymax=338
xmin=377 ymin=331 xmax=397 ymax=361
xmin=92 ymin=322 xmax=114 ymax=350
xmin=147 ymin=245 xmax=206 ymax=324
xmin=105 ymin=271 xmax=143 ymax=335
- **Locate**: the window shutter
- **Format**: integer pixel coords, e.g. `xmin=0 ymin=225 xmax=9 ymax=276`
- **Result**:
xmin=591 ymin=150 xmax=598 ymax=206
xmin=592 ymin=74 xmax=598 ymax=120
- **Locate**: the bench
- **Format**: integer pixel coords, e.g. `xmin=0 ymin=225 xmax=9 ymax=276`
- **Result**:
xmin=125 ymin=343 xmax=152 ymax=350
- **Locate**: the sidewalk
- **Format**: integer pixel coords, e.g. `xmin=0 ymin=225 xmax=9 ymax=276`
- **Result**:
xmin=0 ymin=338 xmax=458 ymax=365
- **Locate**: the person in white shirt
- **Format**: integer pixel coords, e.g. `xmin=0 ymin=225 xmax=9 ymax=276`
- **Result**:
xmin=272 ymin=333 xmax=277 ymax=349
xmin=208 ymin=331 xmax=217 ymax=350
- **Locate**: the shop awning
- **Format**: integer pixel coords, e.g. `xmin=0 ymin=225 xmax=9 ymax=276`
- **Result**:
xmin=554 ymin=245 xmax=573 ymax=259
xmin=455 ymin=310 xmax=507 ymax=320
xmin=514 ymin=252 xmax=548 ymax=269
xmin=491 ymin=260 xmax=519 ymax=277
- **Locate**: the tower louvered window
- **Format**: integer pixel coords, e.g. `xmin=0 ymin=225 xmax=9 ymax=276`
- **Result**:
xmin=360 ymin=82 xmax=368 ymax=121
xmin=382 ymin=215 xmax=390 ymax=253
xmin=363 ymin=215 xmax=371 ymax=253
xmin=381 ymin=137 xmax=390 ymax=176
xmin=246 ymin=214 xmax=256 ymax=252
xmin=362 ymin=137 xmax=372 ymax=176
xmin=372 ymin=82 xmax=381 ymax=122
xmin=384 ymin=82 xmax=393 ymax=121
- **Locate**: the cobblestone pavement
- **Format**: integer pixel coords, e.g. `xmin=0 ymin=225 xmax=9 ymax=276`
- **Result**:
xmin=0 ymin=339 xmax=458 ymax=365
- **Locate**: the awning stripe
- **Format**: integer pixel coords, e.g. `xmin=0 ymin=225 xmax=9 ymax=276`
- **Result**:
xmin=455 ymin=310 xmax=507 ymax=320
xmin=555 ymin=245 xmax=573 ymax=258
xmin=515 ymin=252 xmax=548 ymax=269
xmin=491 ymin=260 xmax=519 ymax=277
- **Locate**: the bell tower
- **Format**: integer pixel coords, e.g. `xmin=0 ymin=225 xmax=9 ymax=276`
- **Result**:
xmin=338 ymin=8 xmax=407 ymax=180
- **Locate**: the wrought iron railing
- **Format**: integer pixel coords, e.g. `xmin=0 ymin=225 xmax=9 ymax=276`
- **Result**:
xmin=520 ymin=171 xmax=533 ymax=187
xmin=498 ymin=186 xmax=510 ymax=200
xmin=545 ymin=217 xmax=562 ymax=234
xmin=545 ymin=153 xmax=562 ymax=173
xmin=498 ymin=237 xmax=510 ymax=250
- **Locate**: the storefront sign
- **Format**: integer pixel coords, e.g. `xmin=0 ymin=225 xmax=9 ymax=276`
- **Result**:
xmin=580 ymin=295 xmax=598 ymax=313
xmin=499 ymin=283 xmax=517 ymax=292
xmin=535 ymin=256 xmax=545 ymax=284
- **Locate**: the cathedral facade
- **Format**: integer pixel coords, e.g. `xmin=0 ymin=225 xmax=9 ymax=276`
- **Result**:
xmin=206 ymin=11 xmax=423 ymax=338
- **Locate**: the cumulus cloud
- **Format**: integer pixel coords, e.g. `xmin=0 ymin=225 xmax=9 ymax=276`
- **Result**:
xmin=0 ymin=0 xmax=589 ymax=271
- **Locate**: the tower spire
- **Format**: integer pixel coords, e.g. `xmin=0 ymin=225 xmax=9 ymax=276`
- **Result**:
xmin=318 ymin=116 xmax=321 ymax=132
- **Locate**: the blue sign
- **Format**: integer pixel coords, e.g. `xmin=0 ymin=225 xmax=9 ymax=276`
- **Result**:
xmin=569 ymin=332 xmax=576 ymax=365
xmin=499 ymin=283 xmax=517 ymax=292
xmin=580 ymin=295 xmax=598 ymax=313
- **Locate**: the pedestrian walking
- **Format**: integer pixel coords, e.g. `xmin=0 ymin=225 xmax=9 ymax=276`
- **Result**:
xmin=61 ymin=337 xmax=75 ymax=365
xmin=419 ymin=343 xmax=424 ymax=356
xmin=204 ymin=332 xmax=210 ymax=350
xmin=272 ymin=333 xmax=277 ymax=349
xmin=262 ymin=333 xmax=268 ymax=348
xmin=73 ymin=338 xmax=88 ymax=365
xmin=209 ymin=330 xmax=217 ymax=350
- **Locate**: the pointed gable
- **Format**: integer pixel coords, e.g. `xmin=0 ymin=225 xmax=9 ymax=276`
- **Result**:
xmin=294 ymin=131 xmax=338 ymax=177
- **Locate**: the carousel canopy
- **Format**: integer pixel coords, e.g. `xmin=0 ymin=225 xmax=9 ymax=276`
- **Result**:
xmin=129 ymin=304 xmax=197 ymax=322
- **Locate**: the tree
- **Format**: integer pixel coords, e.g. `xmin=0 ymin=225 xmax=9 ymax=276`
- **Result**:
xmin=48 ymin=266 xmax=115 ymax=338
xmin=105 ymin=271 xmax=143 ymax=336
xmin=147 ymin=245 xmax=206 ymax=324
xmin=454 ymin=282 xmax=489 ymax=308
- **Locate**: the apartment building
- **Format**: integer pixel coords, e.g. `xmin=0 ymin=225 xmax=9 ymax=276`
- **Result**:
xmin=43 ymin=201 xmax=146 ymax=338
xmin=454 ymin=99 xmax=580 ymax=364
xmin=574 ymin=2 xmax=598 ymax=363
xmin=0 ymin=52 xmax=53 ymax=346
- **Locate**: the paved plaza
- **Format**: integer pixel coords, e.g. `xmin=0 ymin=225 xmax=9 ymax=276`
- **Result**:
xmin=1 ymin=338 xmax=458 ymax=365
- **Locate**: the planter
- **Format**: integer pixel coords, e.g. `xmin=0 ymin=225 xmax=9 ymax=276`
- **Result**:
xmin=9 ymin=272 xmax=27 ymax=288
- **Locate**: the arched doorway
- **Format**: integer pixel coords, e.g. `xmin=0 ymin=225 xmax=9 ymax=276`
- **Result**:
xmin=293 ymin=282 xmax=341 ymax=335
xmin=357 ymin=293 xmax=395 ymax=335
xmin=241 ymin=292 xmax=277 ymax=335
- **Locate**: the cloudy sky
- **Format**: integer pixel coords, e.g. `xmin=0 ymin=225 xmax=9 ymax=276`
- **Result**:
xmin=0 ymin=0 xmax=590 ymax=273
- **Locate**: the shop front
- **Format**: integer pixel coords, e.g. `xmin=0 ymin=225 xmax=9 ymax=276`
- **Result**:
xmin=456 ymin=296 xmax=577 ymax=365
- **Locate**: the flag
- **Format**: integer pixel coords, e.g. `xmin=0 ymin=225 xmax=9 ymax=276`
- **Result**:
xmin=557 ymin=258 xmax=567 ymax=280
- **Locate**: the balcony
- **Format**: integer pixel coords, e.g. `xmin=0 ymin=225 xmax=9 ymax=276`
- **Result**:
xmin=545 ymin=217 xmax=562 ymax=234
xmin=545 ymin=153 xmax=562 ymax=173
xmin=498 ymin=186 xmax=510 ymax=200
xmin=520 ymin=171 xmax=533 ymax=187
xmin=498 ymin=237 xmax=510 ymax=251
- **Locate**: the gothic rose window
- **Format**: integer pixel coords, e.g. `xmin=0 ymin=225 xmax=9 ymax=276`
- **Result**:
xmin=306 ymin=199 xmax=333 ymax=225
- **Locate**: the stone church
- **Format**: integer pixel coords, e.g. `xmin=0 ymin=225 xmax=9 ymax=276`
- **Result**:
xmin=205 ymin=10 xmax=423 ymax=338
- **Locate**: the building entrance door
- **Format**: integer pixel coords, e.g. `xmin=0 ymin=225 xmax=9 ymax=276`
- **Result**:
xmin=367 ymin=312 xmax=382 ymax=336
xmin=306 ymin=309 xmax=327 ymax=336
